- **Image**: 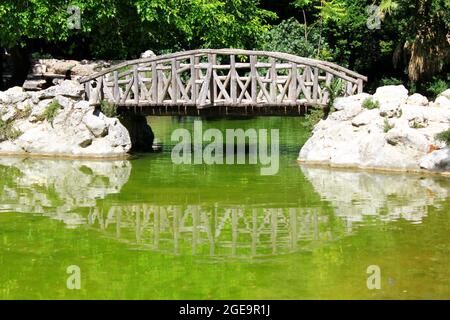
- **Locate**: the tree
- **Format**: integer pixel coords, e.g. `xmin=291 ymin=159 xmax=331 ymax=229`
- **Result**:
xmin=380 ymin=0 xmax=450 ymax=82
xmin=0 ymin=0 xmax=275 ymax=89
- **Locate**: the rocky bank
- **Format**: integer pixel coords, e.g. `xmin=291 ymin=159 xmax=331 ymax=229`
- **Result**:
xmin=299 ymin=85 xmax=450 ymax=174
xmin=0 ymin=80 xmax=132 ymax=157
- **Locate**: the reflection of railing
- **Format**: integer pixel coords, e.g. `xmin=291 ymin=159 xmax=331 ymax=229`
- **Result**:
xmin=87 ymin=204 xmax=346 ymax=257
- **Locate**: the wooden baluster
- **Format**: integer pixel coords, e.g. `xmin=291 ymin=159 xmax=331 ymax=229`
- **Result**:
xmin=357 ymin=78 xmax=364 ymax=94
xmin=152 ymin=62 xmax=157 ymax=103
xmin=113 ymin=71 xmax=119 ymax=103
xmin=312 ymin=67 xmax=319 ymax=105
xmin=171 ymin=59 xmax=178 ymax=104
xmin=190 ymin=55 xmax=197 ymax=104
xmin=208 ymin=54 xmax=216 ymax=105
xmin=289 ymin=63 xmax=297 ymax=104
xmin=250 ymin=55 xmax=257 ymax=105
xmin=305 ymin=67 xmax=312 ymax=102
xmin=133 ymin=65 xmax=139 ymax=105
xmin=230 ymin=54 xmax=237 ymax=105
xmin=270 ymin=57 xmax=277 ymax=103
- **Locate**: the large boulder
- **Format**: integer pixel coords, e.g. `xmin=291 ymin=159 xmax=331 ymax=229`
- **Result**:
xmin=374 ymin=85 xmax=408 ymax=117
xmin=419 ymin=149 xmax=450 ymax=172
xmin=42 ymin=80 xmax=84 ymax=99
xmin=0 ymin=82 xmax=132 ymax=158
xmin=432 ymin=96 xmax=450 ymax=108
xmin=299 ymin=86 xmax=450 ymax=174
xmin=406 ymin=93 xmax=428 ymax=106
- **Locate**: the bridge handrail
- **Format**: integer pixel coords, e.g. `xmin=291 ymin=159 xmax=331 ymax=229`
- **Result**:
xmin=79 ymin=48 xmax=367 ymax=84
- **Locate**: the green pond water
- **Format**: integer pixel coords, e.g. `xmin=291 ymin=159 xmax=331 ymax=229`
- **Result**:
xmin=0 ymin=116 xmax=449 ymax=300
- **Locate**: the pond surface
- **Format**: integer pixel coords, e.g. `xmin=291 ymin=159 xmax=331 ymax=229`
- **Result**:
xmin=0 ymin=117 xmax=449 ymax=299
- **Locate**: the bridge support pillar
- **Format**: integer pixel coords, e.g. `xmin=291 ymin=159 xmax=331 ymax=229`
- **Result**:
xmin=119 ymin=114 xmax=155 ymax=152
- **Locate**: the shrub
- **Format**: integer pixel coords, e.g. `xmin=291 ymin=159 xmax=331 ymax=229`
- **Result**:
xmin=379 ymin=77 xmax=403 ymax=86
xmin=0 ymin=119 xmax=23 ymax=141
xmin=426 ymin=77 xmax=449 ymax=99
xmin=435 ymin=129 xmax=450 ymax=145
xmin=362 ymin=97 xmax=380 ymax=110
xmin=100 ymin=100 xmax=118 ymax=118
xmin=383 ymin=117 xmax=394 ymax=133
xmin=43 ymin=100 xmax=61 ymax=123
xmin=257 ymin=18 xmax=334 ymax=61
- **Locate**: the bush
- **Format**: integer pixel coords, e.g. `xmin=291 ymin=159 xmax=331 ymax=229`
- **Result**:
xmin=0 ymin=119 xmax=23 ymax=141
xmin=43 ymin=101 xmax=61 ymax=123
xmin=435 ymin=129 xmax=450 ymax=145
xmin=426 ymin=77 xmax=449 ymax=99
xmin=257 ymin=18 xmax=334 ymax=60
xmin=379 ymin=77 xmax=403 ymax=86
xmin=362 ymin=97 xmax=380 ymax=110
xmin=100 ymin=100 xmax=118 ymax=118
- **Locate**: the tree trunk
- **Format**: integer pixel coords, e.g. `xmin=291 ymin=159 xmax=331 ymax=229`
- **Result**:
xmin=407 ymin=0 xmax=449 ymax=82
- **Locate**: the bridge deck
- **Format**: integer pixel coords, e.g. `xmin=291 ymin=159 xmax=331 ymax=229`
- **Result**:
xmin=80 ymin=49 xmax=367 ymax=116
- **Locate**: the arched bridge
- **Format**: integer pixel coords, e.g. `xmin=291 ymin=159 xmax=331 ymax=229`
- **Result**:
xmin=80 ymin=49 xmax=367 ymax=116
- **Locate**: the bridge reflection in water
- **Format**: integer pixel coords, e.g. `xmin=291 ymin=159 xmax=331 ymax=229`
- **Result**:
xmin=87 ymin=205 xmax=339 ymax=257
xmin=1 ymin=157 xmax=447 ymax=259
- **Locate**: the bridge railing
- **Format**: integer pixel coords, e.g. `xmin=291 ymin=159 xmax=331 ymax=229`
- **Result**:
xmin=79 ymin=49 xmax=367 ymax=109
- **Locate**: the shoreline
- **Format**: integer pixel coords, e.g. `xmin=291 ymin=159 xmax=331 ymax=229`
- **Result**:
xmin=297 ymin=159 xmax=450 ymax=177
xmin=0 ymin=151 xmax=130 ymax=161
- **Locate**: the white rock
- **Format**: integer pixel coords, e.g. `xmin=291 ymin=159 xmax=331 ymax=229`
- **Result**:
xmin=419 ymin=148 xmax=450 ymax=172
xmin=406 ymin=93 xmax=428 ymax=106
xmin=438 ymin=89 xmax=450 ymax=99
xmin=333 ymin=93 xmax=370 ymax=111
xmin=141 ymin=50 xmax=156 ymax=58
xmin=83 ymin=113 xmax=108 ymax=138
xmin=385 ymin=127 xmax=429 ymax=153
xmin=374 ymin=85 xmax=408 ymax=117
xmin=433 ymin=96 xmax=450 ymax=108
xmin=352 ymin=109 xmax=380 ymax=127
xmin=43 ymin=80 xmax=84 ymax=99
xmin=0 ymin=87 xmax=29 ymax=104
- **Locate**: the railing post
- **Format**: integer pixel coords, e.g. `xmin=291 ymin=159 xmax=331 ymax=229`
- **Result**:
xmin=152 ymin=62 xmax=158 ymax=103
xmin=250 ymin=55 xmax=257 ymax=105
xmin=230 ymin=54 xmax=237 ymax=105
xmin=208 ymin=54 xmax=216 ymax=105
xmin=312 ymin=67 xmax=319 ymax=105
xmin=113 ymin=71 xmax=120 ymax=104
xmin=270 ymin=57 xmax=276 ymax=104
xmin=133 ymin=65 xmax=139 ymax=105
xmin=289 ymin=63 xmax=297 ymax=103
xmin=357 ymin=78 xmax=364 ymax=94
xmin=190 ymin=55 xmax=197 ymax=104
xmin=171 ymin=59 xmax=178 ymax=104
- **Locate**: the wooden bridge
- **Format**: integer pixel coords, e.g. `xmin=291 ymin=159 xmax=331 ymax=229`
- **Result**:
xmin=79 ymin=49 xmax=367 ymax=116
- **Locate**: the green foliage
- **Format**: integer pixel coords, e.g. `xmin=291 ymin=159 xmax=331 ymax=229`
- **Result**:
xmin=301 ymin=108 xmax=324 ymax=135
xmin=435 ymin=129 xmax=450 ymax=145
xmin=379 ymin=77 xmax=403 ymax=86
xmin=0 ymin=0 xmax=275 ymax=59
xmin=100 ymin=100 xmax=118 ymax=118
xmin=257 ymin=18 xmax=334 ymax=60
xmin=323 ymin=78 xmax=344 ymax=108
xmin=43 ymin=101 xmax=61 ymax=123
xmin=383 ymin=117 xmax=394 ymax=133
xmin=362 ymin=97 xmax=380 ymax=110
xmin=0 ymin=119 xmax=22 ymax=141
xmin=426 ymin=77 xmax=449 ymax=99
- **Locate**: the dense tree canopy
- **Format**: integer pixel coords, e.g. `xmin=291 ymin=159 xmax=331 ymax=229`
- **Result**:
xmin=0 ymin=0 xmax=448 ymax=94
